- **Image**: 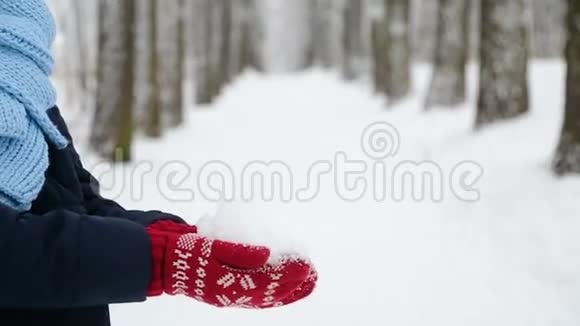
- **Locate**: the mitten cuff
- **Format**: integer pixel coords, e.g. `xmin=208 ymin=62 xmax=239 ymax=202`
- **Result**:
xmin=147 ymin=230 xmax=169 ymax=297
xmin=146 ymin=220 xmax=198 ymax=297
xmin=150 ymin=220 xmax=198 ymax=234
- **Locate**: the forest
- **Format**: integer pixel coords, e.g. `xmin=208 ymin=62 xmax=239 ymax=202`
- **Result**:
xmin=48 ymin=0 xmax=578 ymax=174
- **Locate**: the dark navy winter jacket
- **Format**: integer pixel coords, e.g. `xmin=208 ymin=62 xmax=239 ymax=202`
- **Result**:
xmin=0 ymin=107 xmax=184 ymax=325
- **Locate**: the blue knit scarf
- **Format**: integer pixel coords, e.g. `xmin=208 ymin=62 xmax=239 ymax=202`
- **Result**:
xmin=0 ymin=0 xmax=68 ymax=211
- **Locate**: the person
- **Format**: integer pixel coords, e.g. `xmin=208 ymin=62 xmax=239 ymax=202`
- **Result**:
xmin=0 ymin=1 xmax=318 ymax=325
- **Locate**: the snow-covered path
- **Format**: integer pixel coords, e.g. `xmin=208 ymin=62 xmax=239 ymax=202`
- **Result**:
xmin=83 ymin=62 xmax=580 ymax=325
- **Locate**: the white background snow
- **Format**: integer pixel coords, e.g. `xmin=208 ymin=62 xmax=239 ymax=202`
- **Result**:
xmin=56 ymin=61 xmax=580 ymax=326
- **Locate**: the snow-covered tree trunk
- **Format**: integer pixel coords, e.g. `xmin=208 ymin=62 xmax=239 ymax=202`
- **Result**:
xmin=553 ymin=0 xmax=580 ymax=175
xmin=91 ymin=0 xmax=136 ymax=161
xmin=425 ymin=0 xmax=469 ymax=109
xmin=342 ymin=0 xmax=364 ymax=80
xmin=476 ymin=0 xmax=529 ymax=128
xmin=531 ymin=0 xmax=566 ymax=58
xmin=384 ymin=0 xmax=411 ymax=102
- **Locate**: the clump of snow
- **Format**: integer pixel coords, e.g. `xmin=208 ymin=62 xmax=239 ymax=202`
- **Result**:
xmin=196 ymin=202 xmax=310 ymax=265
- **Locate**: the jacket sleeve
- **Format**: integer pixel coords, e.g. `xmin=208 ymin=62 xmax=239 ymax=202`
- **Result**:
xmin=0 ymin=203 xmax=153 ymax=308
xmin=50 ymin=108 xmax=186 ymax=227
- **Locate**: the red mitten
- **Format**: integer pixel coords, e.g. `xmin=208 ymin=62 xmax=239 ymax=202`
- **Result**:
xmin=147 ymin=220 xmax=198 ymax=296
xmin=149 ymin=220 xmax=198 ymax=235
xmin=279 ymin=266 xmax=318 ymax=306
xmin=148 ymin=226 xmax=315 ymax=308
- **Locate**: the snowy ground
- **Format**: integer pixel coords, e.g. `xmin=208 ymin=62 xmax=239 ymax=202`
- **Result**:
xmin=64 ymin=62 xmax=580 ymax=326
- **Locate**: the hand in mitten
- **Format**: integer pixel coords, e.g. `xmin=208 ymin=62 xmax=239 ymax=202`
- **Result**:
xmin=147 ymin=222 xmax=316 ymax=308
xmin=281 ymin=265 xmax=318 ymax=305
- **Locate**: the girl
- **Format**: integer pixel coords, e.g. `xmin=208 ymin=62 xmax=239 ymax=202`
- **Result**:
xmin=0 ymin=1 xmax=317 ymax=325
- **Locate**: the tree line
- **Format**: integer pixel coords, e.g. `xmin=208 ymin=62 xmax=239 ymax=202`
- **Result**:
xmin=50 ymin=0 xmax=579 ymax=176
xmin=88 ymin=0 xmax=262 ymax=161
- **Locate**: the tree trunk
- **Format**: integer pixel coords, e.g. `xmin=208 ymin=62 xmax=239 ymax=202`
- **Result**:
xmin=91 ymin=0 xmax=136 ymax=162
xmin=475 ymin=0 xmax=529 ymax=128
xmin=384 ymin=0 xmax=411 ymax=102
xmin=193 ymin=0 xmax=212 ymax=104
xmin=193 ymin=0 xmax=232 ymax=104
xmin=72 ymin=0 xmax=89 ymax=95
xmin=217 ymin=0 xmax=233 ymax=89
xmin=310 ymin=0 xmax=326 ymax=67
xmin=89 ymin=0 xmax=110 ymax=152
xmin=531 ymin=0 xmax=566 ymax=58
xmin=301 ymin=0 xmax=317 ymax=70
xmin=134 ymin=0 xmax=150 ymax=128
xmin=468 ymin=0 xmax=480 ymax=61
xmin=425 ymin=0 xmax=469 ymax=109
xmin=176 ymin=0 xmax=187 ymax=122
xmin=371 ymin=19 xmax=388 ymax=94
xmin=205 ymin=0 xmax=224 ymax=101
xmin=229 ymin=1 xmax=245 ymax=76
xmin=157 ymin=0 xmax=185 ymax=128
xmin=411 ymin=0 xmax=438 ymax=62
xmin=319 ymin=0 xmax=345 ymax=69
xmin=553 ymin=0 xmax=580 ymax=175
xmin=241 ymin=0 xmax=265 ymax=72
xmin=144 ymin=0 xmax=162 ymax=137
xmin=342 ymin=0 xmax=364 ymax=80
